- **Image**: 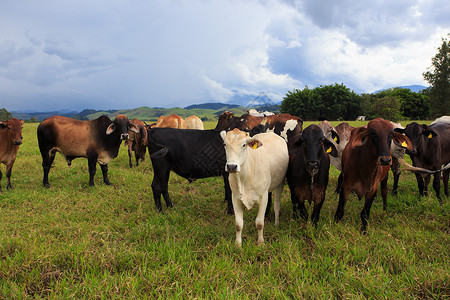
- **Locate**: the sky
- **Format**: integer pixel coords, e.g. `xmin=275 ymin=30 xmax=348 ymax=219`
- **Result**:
xmin=1 ymin=0 xmax=449 ymax=112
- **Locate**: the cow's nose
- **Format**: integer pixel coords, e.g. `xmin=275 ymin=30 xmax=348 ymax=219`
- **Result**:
xmin=307 ymin=161 xmax=319 ymax=170
xmin=226 ymin=164 xmax=238 ymax=173
xmin=121 ymin=133 xmax=129 ymax=140
xmin=379 ymin=156 xmax=391 ymax=165
xmin=13 ymin=140 xmax=22 ymax=145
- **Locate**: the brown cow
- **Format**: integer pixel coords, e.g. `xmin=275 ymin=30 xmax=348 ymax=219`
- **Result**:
xmin=185 ymin=115 xmax=204 ymax=130
xmin=334 ymin=118 xmax=412 ymax=233
xmin=37 ymin=115 xmax=138 ymax=188
xmin=124 ymin=118 xmax=148 ymax=168
xmin=154 ymin=114 xmax=186 ymax=129
xmin=0 ymin=118 xmax=24 ymax=192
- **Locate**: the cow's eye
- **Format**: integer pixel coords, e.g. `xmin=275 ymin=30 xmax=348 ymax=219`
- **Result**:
xmin=242 ymin=144 xmax=246 ymax=148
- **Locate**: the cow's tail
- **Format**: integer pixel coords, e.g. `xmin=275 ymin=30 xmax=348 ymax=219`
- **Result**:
xmin=398 ymin=158 xmax=441 ymax=174
xmin=150 ymin=145 xmax=169 ymax=159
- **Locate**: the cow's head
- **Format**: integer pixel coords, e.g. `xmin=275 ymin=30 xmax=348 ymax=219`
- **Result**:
xmin=106 ymin=114 xmax=139 ymax=140
xmin=349 ymin=118 xmax=411 ymax=165
xmin=400 ymin=122 xmax=437 ymax=158
xmin=289 ymin=125 xmax=338 ymax=175
xmin=0 ymin=118 xmax=24 ymax=145
xmin=215 ymin=111 xmax=237 ymax=131
xmin=220 ymin=128 xmax=263 ymax=173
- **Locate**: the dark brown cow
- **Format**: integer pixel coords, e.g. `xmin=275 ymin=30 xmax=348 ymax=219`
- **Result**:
xmin=37 ymin=115 xmax=138 ymax=188
xmin=154 ymin=114 xmax=186 ymax=129
xmin=0 ymin=118 xmax=24 ymax=192
xmin=287 ymin=125 xmax=338 ymax=225
xmin=215 ymin=111 xmax=303 ymax=142
xmin=334 ymin=118 xmax=412 ymax=233
xmin=399 ymin=120 xmax=450 ymax=204
xmin=124 ymin=118 xmax=148 ymax=168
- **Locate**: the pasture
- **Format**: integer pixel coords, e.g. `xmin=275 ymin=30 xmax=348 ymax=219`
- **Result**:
xmin=0 ymin=120 xmax=448 ymax=298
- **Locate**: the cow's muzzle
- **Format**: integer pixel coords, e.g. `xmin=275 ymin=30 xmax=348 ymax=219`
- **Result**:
xmin=226 ymin=164 xmax=238 ymax=173
xmin=13 ymin=140 xmax=22 ymax=145
xmin=120 ymin=133 xmax=129 ymax=140
xmin=378 ymin=156 xmax=392 ymax=165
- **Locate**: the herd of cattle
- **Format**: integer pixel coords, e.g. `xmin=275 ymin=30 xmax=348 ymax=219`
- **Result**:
xmin=1 ymin=112 xmax=449 ymax=246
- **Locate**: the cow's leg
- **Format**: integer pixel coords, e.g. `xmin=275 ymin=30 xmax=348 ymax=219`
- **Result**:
xmin=0 ymin=170 xmax=2 ymax=193
xmin=42 ymin=151 xmax=56 ymax=188
xmin=100 ymin=164 xmax=111 ymax=185
xmin=5 ymin=160 xmax=15 ymax=190
xmin=335 ymin=172 xmax=343 ymax=194
xmin=265 ymin=192 xmax=272 ymax=218
xmin=256 ymin=193 xmax=268 ymax=246
xmin=415 ymin=173 xmax=425 ymax=196
xmin=360 ymin=190 xmax=377 ymax=234
xmin=88 ymin=156 xmax=97 ymax=186
xmin=380 ymin=174 xmax=388 ymax=211
xmin=272 ymin=185 xmax=283 ymax=227
xmin=334 ymin=186 xmax=350 ymax=222
xmin=151 ymin=167 xmax=172 ymax=212
xmin=443 ymin=169 xmax=449 ymax=197
xmin=128 ymin=144 xmax=133 ymax=168
xmin=423 ymin=174 xmax=431 ymax=196
xmin=223 ymin=174 xmax=233 ymax=215
xmin=290 ymin=186 xmax=301 ymax=220
xmin=432 ymin=172 xmax=442 ymax=205
xmin=311 ymin=194 xmax=325 ymax=227
xmin=233 ymin=196 xmax=244 ymax=247
xmin=391 ymin=159 xmax=400 ymax=196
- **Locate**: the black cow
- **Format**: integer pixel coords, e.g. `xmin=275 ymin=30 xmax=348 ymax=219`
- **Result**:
xmin=287 ymin=125 xmax=338 ymax=225
xmin=147 ymin=128 xmax=232 ymax=213
xmin=37 ymin=115 xmax=138 ymax=188
xmin=399 ymin=121 xmax=450 ymax=204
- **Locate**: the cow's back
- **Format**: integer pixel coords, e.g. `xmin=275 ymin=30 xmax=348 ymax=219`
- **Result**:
xmin=185 ymin=116 xmax=204 ymax=130
xmin=430 ymin=122 xmax=450 ymax=164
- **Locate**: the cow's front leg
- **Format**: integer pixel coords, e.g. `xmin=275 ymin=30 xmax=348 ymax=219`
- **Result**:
xmin=100 ymin=164 xmax=111 ymax=185
xmin=232 ymin=196 xmax=244 ymax=247
xmin=87 ymin=157 xmax=97 ymax=186
xmin=6 ymin=161 xmax=14 ymax=190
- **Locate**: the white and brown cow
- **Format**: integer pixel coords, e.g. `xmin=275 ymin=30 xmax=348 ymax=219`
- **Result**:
xmin=37 ymin=115 xmax=138 ymax=188
xmin=221 ymin=129 xmax=289 ymax=246
xmin=0 ymin=118 xmax=24 ymax=192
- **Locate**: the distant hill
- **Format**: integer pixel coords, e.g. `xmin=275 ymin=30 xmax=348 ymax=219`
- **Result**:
xmin=375 ymin=85 xmax=428 ymax=94
xmin=184 ymin=103 xmax=242 ymax=110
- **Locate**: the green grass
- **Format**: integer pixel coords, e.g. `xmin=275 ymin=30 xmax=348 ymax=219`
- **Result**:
xmin=0 ymin=121 xmax=448 ymax=298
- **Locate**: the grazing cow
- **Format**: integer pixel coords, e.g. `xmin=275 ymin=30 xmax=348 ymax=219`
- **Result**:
xmin=185 ymin=115 xmax=204 ymax=130
xmin=148 ymin=128 xmax=232 ymax=214
xmin=125 ymin=118 xmax=148 ymax=168
xmin=398 ymin=120 xmax=450 ymax=204
xmin=287 ymin=125 xmax=338 ymax=225
xmin=0 ymin=118 xmax=24 ymax=192
xmin=221 ymin=129 xmax=289 ymax=246
xmin=215 ymin=111 xmax=303 ymax=142
xmin=154 ymin=114 xmax=186 ymax=129
xmin=37 ymin=115 xmax=138 ymax=188
xmin=334 ymin=118 xmax=412 ymax=233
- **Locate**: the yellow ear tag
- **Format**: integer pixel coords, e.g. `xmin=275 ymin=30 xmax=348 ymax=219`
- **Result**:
xmin=333 ymin=136 xmax=338 ymax=142
xmin=428 ymin=133 xmax=433 ymax=139
xmin=326 ymin=147 xmax=332 ymax=153
xmin=252 ymin=143 xmax=258 ymax=149
xmin=401 ymin=141 xmax=407 ymax=147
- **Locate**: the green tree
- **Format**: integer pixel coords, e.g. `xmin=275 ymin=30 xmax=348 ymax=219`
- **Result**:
xmin=423 ymin=34 xmax=450 ymax=116
xmin=281 ymin=83 xmax=362 ymax=120
xmin=372 ymin=96 xmax=403 ymax=122
xmin=0 ymin=108 xmax=13 ymax=121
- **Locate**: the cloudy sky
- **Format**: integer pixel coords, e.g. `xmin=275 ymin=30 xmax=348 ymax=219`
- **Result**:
xmin=1 ymin=0 xmax=449 ymax=112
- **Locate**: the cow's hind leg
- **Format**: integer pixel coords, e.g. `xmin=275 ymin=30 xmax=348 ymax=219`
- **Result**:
xmin=127 ymin=144 xmax=133 ymax=168
xmin=256 ymin=194 xmax=268 ymax=246
xmin=42 ymin=151 xmax=56 ymax=188
xmin=223 ymin=174 xmax=233 ymax=215
xmin=272 ymin=185 xmax=283 ymax=227
xmin=100 ymin=164 xmax=111 ymax=185
xmin=415 ymin=173 xmax=426 ymax=197
xmin=151 ymin=167 xmax=172 ymax=212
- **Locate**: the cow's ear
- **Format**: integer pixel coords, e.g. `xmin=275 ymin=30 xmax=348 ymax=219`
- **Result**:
xmin=288 ymin=134 xmax=303 ymax=155
xmin=349 ymin=128 xmax=369 ymax=148
xmin=220 ymin=130 xmax=227 ymax=142
xmin=128 ymin=123 xmax=139 ymax=133
xmin=423 ymin=129 xmax=437 ymax=139
xmin=247 ymin=138 xmax=263 ymax=149
xmin=330 ymin=129 xmax=340 ymax=144
xmin=393 ymin=132 xmax=412 ymax=150
xmin=106 ymin=123 xmax=115 ymax=135
xmin=324 ymin=139 xmax=338 ymax=157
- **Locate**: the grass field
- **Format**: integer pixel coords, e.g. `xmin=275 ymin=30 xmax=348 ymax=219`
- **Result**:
xmin=0 ymin=120 xmax=448 ymax=298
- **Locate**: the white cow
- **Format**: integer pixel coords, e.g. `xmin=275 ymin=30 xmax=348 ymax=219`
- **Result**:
xmin=185 ymin=115 xmax=204 ymax=130
xmin=431 ymin=116 xmax=450 ymax=125
xmin=220 ymin=129 xmax=289 ymax=246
